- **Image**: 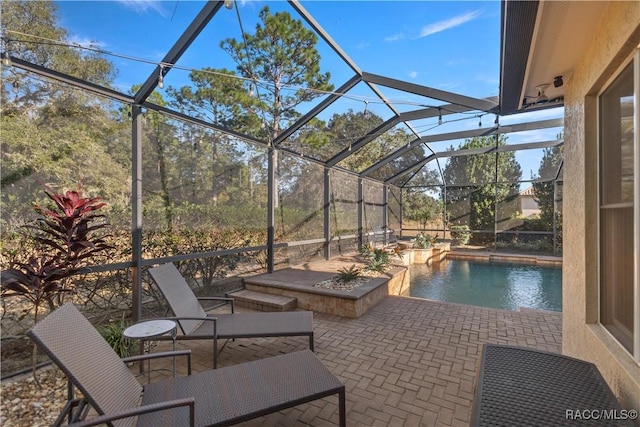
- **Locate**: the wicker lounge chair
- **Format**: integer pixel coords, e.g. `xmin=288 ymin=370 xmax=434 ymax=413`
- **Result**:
xmin=148 ymin=263 xmax=314 ymax=369
xmin=28 ymin=303 xmax=346 ymax=427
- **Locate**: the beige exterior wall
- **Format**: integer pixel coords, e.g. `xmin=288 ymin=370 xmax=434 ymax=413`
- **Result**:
xmin=563 ymin=0 xmax=640 ymax=411
xmin=520 ymin=194 xmax=540 ymax=218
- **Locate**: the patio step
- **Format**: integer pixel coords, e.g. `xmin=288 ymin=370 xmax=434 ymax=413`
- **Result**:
xmin=228 ymin=289 xmax=298 ymax=312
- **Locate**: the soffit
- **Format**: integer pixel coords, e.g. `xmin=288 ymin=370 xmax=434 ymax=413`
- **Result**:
xmin=501 ymin=0 xmax=607 ymax=114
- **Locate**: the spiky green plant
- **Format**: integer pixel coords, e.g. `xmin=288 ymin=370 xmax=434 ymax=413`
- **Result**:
xmin=336 ymin=264 xmax=361 ymax=283
xmin=359 ymin=243 xmax=402 ymax=273
xmin=98 ymin=314 xmax=135 ymax=358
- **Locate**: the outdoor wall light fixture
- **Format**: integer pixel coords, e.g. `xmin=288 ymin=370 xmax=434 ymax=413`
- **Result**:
xmin=224 ymin=0 xmax=234 ymax=10
xmin=158 ymin=66 xmax=165 ymax=89
xmin=553 ymin=76 xmax=564 ymax=88
xmin=521 ymin=77 xmax=566 ymax=109
xmin=535 ymin=84 xmax=550 ymax=103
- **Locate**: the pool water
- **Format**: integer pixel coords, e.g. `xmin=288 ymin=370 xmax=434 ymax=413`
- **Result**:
xmin=409 ymin=259 xmax=562 ymax=312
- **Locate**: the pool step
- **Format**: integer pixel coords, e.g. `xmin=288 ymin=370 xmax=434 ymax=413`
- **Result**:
xmin=228 ymin=289 xmax=298 ymax=312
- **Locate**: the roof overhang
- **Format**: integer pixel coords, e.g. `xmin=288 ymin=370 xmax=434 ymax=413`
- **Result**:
xmin=499 ymin=0 xmax=607 ymax=115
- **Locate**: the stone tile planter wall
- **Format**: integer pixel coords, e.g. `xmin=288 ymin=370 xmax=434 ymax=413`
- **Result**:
xmin=245 ymin=243 xmax=450 ymax=318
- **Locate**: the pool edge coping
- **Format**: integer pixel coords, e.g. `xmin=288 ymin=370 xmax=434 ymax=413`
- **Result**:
xmin=447 ymin=249 xmax=562 ymax=268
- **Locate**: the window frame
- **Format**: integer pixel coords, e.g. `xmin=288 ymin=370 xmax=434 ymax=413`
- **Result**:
xmin=597 ymin=48 xmax=640 ymax=364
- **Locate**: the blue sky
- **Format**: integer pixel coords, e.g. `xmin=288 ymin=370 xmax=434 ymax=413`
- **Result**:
xmin=53 ymin=0 xmax=563 ymax=183
xmin=55 ymin=1 xmax=502 ymax=98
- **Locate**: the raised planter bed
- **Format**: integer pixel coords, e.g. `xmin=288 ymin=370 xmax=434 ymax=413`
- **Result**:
xmin=245 ymin=266 xmax=409 ymax=319
xmin=397 ymin=242 xmax=450 ymax=266
xmin=243 ymin=244 xmax=450 ymax=318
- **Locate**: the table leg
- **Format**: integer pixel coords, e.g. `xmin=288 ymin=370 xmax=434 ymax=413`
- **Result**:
xmin=171 ymin=328 xmax=176 ymax=378
xmin=138 ymin=339 xmax=145 ymax=375
xmin=147 ymin=342 xmax=151 ymax=384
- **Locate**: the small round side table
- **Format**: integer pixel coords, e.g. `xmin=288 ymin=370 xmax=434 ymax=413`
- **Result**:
xmin=123 ymin=319 xmax=177 ymax=381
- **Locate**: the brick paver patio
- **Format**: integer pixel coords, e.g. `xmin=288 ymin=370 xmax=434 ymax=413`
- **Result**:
xmin=148 ymin=295 xmax=562 ymax=426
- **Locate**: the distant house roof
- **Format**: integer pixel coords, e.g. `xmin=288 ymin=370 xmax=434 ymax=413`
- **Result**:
xmin=520 ymin=186 xmax=535 ymax=197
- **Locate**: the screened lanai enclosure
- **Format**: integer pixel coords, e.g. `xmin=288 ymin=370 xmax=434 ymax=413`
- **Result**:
xmin=1 ymin=1 xmax=564 ymax=325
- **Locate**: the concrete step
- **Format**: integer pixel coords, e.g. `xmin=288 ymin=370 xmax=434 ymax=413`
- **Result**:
xmin=228 ymin=289 xmax=297 ymax=312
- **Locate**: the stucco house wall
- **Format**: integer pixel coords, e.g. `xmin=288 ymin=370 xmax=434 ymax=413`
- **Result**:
xmin=519 ymin=187 xmax=540 ymax=218
xmin=563 ymin=0 xmax=640 ymax=411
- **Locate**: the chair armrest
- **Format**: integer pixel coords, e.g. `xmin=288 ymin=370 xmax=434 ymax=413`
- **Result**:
xmin=196 ymin=296 xmax=233 ymax=302
xmin=122 ymin=350 xmax=192 ymax=375
xmin=197 ymin=296 xmax=235 ymax=313
xmin=156 ymin=316 xmax=218 ymax=322
xmin=150 ymin=316 xmax=218 ymax=337
xmin=68 ymin=398 xmax=195 ymax=427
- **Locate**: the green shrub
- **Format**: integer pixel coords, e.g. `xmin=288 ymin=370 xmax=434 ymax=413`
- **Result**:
xmin=495 ymin=238 xmax=555 ymax=254
xmin=98 ymin=314 xmax=135 ymax=358
xmin=411 ymin=232 xmax=437 ymax=249
xmin=450 ymin=225 xmax=471 ymax=245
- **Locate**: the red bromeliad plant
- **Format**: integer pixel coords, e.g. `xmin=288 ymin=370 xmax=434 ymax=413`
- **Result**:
xmin=0 ymin=185 xmax=113 ymax=382
xmin=2 ymin=184 xmax=113 ymax=310
xmin=1 ymin=256 xmax=72 ymax=317
xmin=30 ymin=185 xmax=112 ymax=273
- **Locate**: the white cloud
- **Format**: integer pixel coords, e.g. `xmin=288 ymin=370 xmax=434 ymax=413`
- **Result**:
xmin=384 ymin=33 xmax=406 ymax=42
xmin=117 ymin=1 xmax=168 ymax=17
xmin=386 ymin=10 xmax=482 ymax=42
xmin=418 ymin=10 xmax=481 ymax=38
xmin=409 ymin=71 xmax=418 ymax=79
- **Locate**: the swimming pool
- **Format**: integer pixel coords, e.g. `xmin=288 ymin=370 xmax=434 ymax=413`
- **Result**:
xmin=409 ymin=259 xmax=562 ymax=312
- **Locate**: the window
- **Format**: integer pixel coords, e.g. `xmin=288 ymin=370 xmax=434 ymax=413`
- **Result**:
xmin=598 ymin=51 xmax=639 ymax=360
